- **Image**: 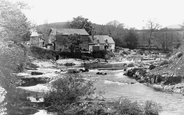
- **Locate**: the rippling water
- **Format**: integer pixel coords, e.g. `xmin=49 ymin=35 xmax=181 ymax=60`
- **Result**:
xmin=2 ymin=69 xmax=184 ymax=115
xmin=93 ymin=71 xmax=184 ymax=115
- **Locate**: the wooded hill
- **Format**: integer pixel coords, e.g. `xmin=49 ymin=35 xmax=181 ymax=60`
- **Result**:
xmin=37 ymin=21 xmax=184 ymax=51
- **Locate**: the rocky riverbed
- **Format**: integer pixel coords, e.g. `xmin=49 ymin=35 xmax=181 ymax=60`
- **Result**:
xmin=10 ymin=57 xmax=184 ymax=115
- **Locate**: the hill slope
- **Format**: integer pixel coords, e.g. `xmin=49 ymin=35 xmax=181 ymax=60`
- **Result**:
xmin=150 ymin=42 xmax=184 ymax=76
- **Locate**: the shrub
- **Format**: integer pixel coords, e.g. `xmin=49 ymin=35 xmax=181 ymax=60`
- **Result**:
xmin=113 ymin=98 xmax=144 ymax=115
xmin=144 ymin=101 xmax=162 ymax=115
xmin=44 ymin=74 xmax=95 ymax=112
xmin=92 ymin=50 xmax=107 ymax=58
xmin=0 ymin=42 xmax=27 ymax=72
xmin=30 ymin=46 xmax=59 ymax=60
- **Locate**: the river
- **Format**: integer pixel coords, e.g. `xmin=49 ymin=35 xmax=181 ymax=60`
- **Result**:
xmin=91 ymin=70 xmax=184 ymax=115
xmin=2 ymin=60 xmax=184 ymax=115
xmin=31 ymin=68 xmax=184 ymax=115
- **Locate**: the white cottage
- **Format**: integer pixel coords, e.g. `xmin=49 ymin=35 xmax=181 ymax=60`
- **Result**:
xmin=89 ymin=35 xmax=115 ymax=52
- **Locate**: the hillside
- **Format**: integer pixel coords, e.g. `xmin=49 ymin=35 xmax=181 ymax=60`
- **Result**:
xmin=150 ymin=41 xmax=184 ymax=76
xmin=166 ymin=24 xmax=181 ymax=29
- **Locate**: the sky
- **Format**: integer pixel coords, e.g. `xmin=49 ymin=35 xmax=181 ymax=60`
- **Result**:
xmin=11 ymin=0 xmax=184 ymax=29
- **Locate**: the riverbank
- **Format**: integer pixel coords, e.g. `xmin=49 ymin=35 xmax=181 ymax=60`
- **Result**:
xmin=124 ymin=62 xmax=184 ymax=95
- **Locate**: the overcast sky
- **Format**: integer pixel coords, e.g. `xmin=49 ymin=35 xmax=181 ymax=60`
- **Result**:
xmin=12 ymin=0 xmax=184 ymax=29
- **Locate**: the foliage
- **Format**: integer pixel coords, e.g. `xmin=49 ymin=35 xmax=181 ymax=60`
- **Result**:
xmin=69 ymin=16 xmax=93 ymax=35
xmin=144 ymin=101 xmax=161 ymax=115
xmin=145 ymin=19 xmax=161 ymax=48
xmin=106 ymin=20 xmax=124 ymax=28
xmin=92 ymin=50 xmax=107 ymax=58
xmin=124 ymin=29 xmax=139 ymax=49
xmin=55 ymin=34 xmax=71 ymax=49
xmin=0 ymin=41 xmax=26 ymax=72
xmin=0 ymin=0 xmax=31 ymax=43
xmin=30 ymin=46 xmax=59 ymax=59
xmin=44 ymin=74 xmax=95 ymax=113
xmin=68 ymin=34 xmax=83 ymax=53
xmin=0 ymin=1 xmax=33 ymax=114
xmin=36 ymin=22 xmax=50 ymax=45
xmin=113 ymin=98 xmax=144 ymax=115
xmin=0 ymin=41 xmax=31 ymax=114
xmin=93 ymin=23 xmax=127 ymax=47
xmin=154 ymin=30 xmax=182 ymax=51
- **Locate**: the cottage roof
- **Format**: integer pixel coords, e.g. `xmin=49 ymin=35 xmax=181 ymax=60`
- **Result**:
xmin=90 ymin=35 xmax=115 ymax=44
xmin=51 ymin=28 xmax=89 ymax=35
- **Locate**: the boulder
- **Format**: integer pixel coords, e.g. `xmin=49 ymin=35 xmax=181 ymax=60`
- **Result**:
xmin=64 ymin=62 xmax=75 ymax=66
xmin=149 ymin=64 xmax=156 ymax=70
xmin=79 ymin=68 xmax=89 ymax=72
xmin=152 ymin=84 xmax=163 ymax=91
xmin=67 ymin=69 xmax=80 ymax=74
xmin=127 ymin=63 xmax=134 ymax=67
xmin=163 ymin=76 xmax=183 ymax=85
xmin=31 ymin=72 xmax=43 ymax=75
xmin=96 ymin=72 xmax=107 ymax=75
xmin=19 ymin=77 xmax=49 ymax=86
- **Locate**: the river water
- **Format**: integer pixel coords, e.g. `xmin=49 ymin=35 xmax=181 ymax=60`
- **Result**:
xmin=92 ymin=70 xmax=184 ymax=115
xmin=2 ymin=67 xmax=184 ymax=115
xmin=31 ymin=69 xmax=184 ymax=115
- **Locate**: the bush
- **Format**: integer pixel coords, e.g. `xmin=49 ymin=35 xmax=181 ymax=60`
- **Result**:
xmin=111 ymin=98 xmax=161 ymax=115
xmin=113 ymin=98 xmax=144 ymax=115
xmin=144 ymin=101 xmax=161 ymax=115
xmin=0 ymin=42 xmax=27 ymax=72
xmin=30 ymin=46 xmax=59 ymax=60
xmin=92 ymin=50 xmax=107 ymax=58
xmin=44 ymin=74 xmax=95 ymax=112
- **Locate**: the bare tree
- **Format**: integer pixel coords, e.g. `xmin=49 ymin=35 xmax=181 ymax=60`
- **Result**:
xmin=154 ymin=31 xmax=182 ymax=51
xmin=146 ymin=19 xmax=161 ymax=49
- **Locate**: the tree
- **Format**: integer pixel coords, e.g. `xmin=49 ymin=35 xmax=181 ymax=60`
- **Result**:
xmin=146 ymin=19 xmax=161 ymax=49
xmin=106 ymin=20 xmax=124 ymax=28
xmin=154 ymin=30 xmax=182 ymax=51
xmin=0 ymin=0 xmax=31 ymax=69
xmin=0 ymin=1 xmax=31 ymax=114
xmin=0 ymin=0 xmax=31 ymax=43
xmin=69 ymin=16 xmax=93 ymax=35
xmin=124 ymin=29 xmax=139 ymax=49
xmin=68 ymin=34 xmax=83 ymax=53
xmin=36 ymin=20 xmax=51 ymax=46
